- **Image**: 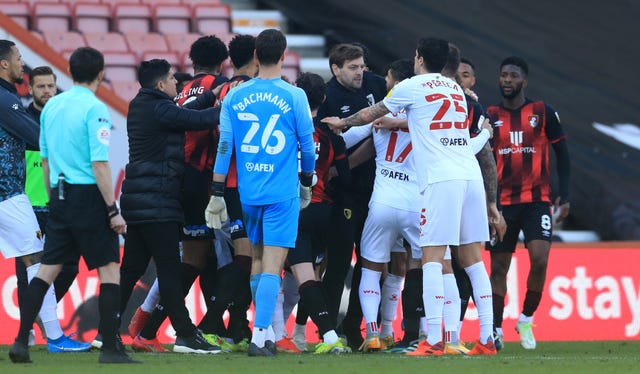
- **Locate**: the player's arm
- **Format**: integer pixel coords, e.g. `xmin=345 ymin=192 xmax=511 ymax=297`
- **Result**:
xmin=330 ymin=129 xmax=353 ymax=190
xmin=348 ymin=137 xmax=375 ymax=170
xmin=322 ymin=100 xmax=390 ymax=130
xmin=1 ymin=99 xmax=40 ymax=149
xmin=372 ymin=116 xmax=407 ymax=130
xmin=545 ymin=105 xmax=571 ymax=222
xmin=154 ymin=100 xmax=219 ymax=131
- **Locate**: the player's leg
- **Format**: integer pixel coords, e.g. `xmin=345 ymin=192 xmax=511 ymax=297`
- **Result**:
xmin=487 ymin=204 xmax=520 ymax=350
xmin=442 ymin=248 xmax=468 ymax=354
xmin=517 ymin=202 xmax=553 ymax=349
xmin=381 ymin=244 xmax=405 ymax=347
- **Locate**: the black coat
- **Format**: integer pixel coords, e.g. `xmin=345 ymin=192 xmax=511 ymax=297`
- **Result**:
xmin=120 ymin=88 xmax=218 ymax=224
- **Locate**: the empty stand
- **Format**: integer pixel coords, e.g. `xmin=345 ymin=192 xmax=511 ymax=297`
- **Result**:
xmin=153 ymin=4 xmax=191 ymax=34
xmin=124 ymin=32 xmax=169 ymax=58
xmin=141 ymin=51 xmax=180 ymax=70
xmin=0 ymin=2 xmax=31 ymax=29
xmin=164 ymin=33 xmax=201 ymax=57
xmin=73 ymin=3 xmax=111 ymax=33
xmin=84 ymin=32 xmax=129 ymax=52
xmin=43 ymin=31 xmax=86 ymax=55
xmin=113 ymin=3 xmax=152 ymax=33
xmin=102 ymin=51 xmax=138 ymax=82
xmin=32 ymin=3 xmax=72 ymax=32
xmin=192 ymin=3 xmax=232 ymax=34
xmin=282 ymin=50 xmax=300 ymax=83
xmin=110 ymin=80 xmax=140 ymax=102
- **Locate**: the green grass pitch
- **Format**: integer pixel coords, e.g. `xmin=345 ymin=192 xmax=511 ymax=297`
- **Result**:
xmin=1 ymin=341 xmax=639 ymax=374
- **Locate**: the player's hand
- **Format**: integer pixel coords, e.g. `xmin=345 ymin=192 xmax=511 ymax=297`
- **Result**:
xmin=481 ymin=117 xmax=493 ymax=139
xmin=488 ymin=204 xmax=506 ymax=242
xmin=553 ymin=197 xmax=570 ymax=224
xmin=322 ymin=116 xmax=347 ymax=131
xmin=464 ymin=87 xmax=479 ymax=101
xmin=373 ymin=117 xmax=407 ymax=130
xmin=205 ymin=195 xmax=228 ymax=229
xmin=300 ymin=184 xmax=312 ymax=210
xmin=109 ymin=214 xmax=127 ymax=235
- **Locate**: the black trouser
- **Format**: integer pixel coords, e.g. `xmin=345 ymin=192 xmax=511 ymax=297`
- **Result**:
xmin=119 ymin=222 xmax=197 ymax=337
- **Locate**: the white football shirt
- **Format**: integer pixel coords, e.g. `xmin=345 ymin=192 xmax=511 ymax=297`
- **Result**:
xmin=383 ymin=73 xmax=482 ymax=190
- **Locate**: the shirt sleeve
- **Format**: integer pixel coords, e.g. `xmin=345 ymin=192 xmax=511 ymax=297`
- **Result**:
xmin=382 ymin=79 xmax=413 ymax=115
xmin=295 ymin=90 xmax=316 ymax=174
xmin=341 ymin=123 xmax=372 ymax=149
xmin=86 ymin=102 xmax=111 ymax=162
xmin=544 ymin=104 xmax=566 ymax=143
xmin=213 ymin=98 xmax=233 ymax=176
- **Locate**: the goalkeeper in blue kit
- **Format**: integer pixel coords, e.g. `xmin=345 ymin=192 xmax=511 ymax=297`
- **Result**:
xmin=205 ymin=29 xmax=316 ymax=357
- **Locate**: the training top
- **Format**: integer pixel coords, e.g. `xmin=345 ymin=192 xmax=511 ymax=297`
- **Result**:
xmin=383 ymin=73 xmax=482 ymax=190
xmin=40 ymin=85 xmax=111 ymax=186
xmin=214 ymin=77 xmax=315 ymax=205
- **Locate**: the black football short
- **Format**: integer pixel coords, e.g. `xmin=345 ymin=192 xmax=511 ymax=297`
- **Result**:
xmin=487 ymin=202 xmax=553 ymax=253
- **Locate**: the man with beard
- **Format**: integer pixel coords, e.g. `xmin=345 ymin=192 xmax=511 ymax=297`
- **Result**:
xmin=485 ymin=56 xmax=570 ymax=350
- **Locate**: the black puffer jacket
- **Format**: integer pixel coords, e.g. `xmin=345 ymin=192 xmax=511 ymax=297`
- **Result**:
xmin=121 ymin=88 xmax=218 ymax=224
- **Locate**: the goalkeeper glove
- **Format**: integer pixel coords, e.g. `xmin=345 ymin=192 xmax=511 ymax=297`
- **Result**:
xmin=205 ymin=181 xmax=228 ymax=229
xmin=299 ymin=172 xmax=315 ymax=210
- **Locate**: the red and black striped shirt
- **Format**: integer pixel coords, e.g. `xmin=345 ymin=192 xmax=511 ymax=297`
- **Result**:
xmin=175 ymin=74 xmax=227 ymax=171
xmin=311 ymin=121 xmax=348 ymax=204
xmin=487 ymin=99 xmax=566 ymax=205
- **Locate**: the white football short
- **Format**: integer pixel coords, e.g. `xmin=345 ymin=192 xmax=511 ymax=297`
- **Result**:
xmin=0 ymin=194 xmax=43 ymax=259
xmin=418 ymin=180 xmax=489 ymax=247
xmin=361 ymin=201 xmax=421 ymax=263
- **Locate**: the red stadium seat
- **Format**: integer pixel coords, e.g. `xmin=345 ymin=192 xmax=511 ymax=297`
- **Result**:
xmin=73 ymin=3 xmax=111 ymax=33
xmin=282 ymin=50 xmax=301 ymax=83
xmin=141 ymin=51 xmax=181 ymax=71
xmin=192 ymin=4 xmax=231 ymax=34
xmin=32 ymin=3 xmax=72 ymax=32
xmin=142 ymin=0 xmax=181 ymax=4
xmin=103 ymin=51 xmax=139 ymax=82
xmin=101 ymin=0 xmax=140 ymax=5
xmin=110 ymin=80 xmax=141 ymax=102
xmin=0 ymin=2 xmax=31 ymax=30
xmin=164 ymin=33 xmax=202 ymax=57
xmin=124 ymin=32 xmax=169 ymax=58
xmin=84 ymin=32 xmax=129 ymax=53
xmin=113 ymin=3 xmax=152 ymax=33
xmin=153 ymin=4 xmax=192 ymax=34
xmin=186 ymin=0 xmax=222 ymax=5
xmin=43 ymin=31 xmax=87 ymax=55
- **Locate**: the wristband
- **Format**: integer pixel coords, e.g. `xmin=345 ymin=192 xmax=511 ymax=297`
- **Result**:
xmin=211 ymin=181 xmax=226 ymax=197
xmin=107 ymin=203 xmax=119 ymax=218
xmin=300 ymin=172 xmax=314 ymax=187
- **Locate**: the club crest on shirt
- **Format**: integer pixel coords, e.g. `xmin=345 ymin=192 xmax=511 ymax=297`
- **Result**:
xmin=528 ymin=115 xmax=539 ymax=128
xmin=36 ymin=230 xmax=43 ymax=241
xmin=343 ymin=208 xmax=352 ymax=220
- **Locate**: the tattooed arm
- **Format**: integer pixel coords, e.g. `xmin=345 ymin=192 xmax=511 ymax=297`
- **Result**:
xmin=321 ymin=101 xmax=391 ymax=130
xmin=477 ymin=143 xmax=506 ymax=240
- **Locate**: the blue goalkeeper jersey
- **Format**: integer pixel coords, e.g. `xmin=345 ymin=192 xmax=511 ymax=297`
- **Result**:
xmin=214 ymin=77 xmax=315 ymax=205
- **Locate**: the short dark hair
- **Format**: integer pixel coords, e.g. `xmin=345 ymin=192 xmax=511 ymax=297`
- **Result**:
xmin=416 ymin=37 xmax=449 ymax=73
xmin=173 ymin=72 xmax=193 ymax=86
xmin=388 ymin=59 xmax=414 ymax=82
xmin=441 ymin=43 xmax=461 ymax=78
xmin=138 ymin=59 xmax=171 ymax=89
xmin=69 ymin=47 xmax=104 ymax=83
xmin=189 ymin=35 xmax=228 ymax=69
xmin=296 ymin=72 xmax=326 ymax=111
xmin=350 ymin=42 xmax=370 ymax=66
xmin=0 ymin=40 xmax=16 ymax=62
xmin=460 ymin=57 xmax=475 ymax=71
xmin=228 ymin=34 xmax=255 ymax=69
xmin=29 ymin=66 xmax=57 ymax=85
xmin=255 ymin=29 xmax=286 ymax=66
xmin=500 ymin=56 xmax=529 ymax=76
xmin=329 ymin=43 xmax=364 ymax=69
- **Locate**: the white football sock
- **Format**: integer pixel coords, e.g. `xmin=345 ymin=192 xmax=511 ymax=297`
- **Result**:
xmin=322 ymin=330 xmax=339 ymax=345
xmin=380 ymin=273 xmax=403 ymax=338
xmin=251 ymin=327 xmax=266 ymax=348
xmin=272 ymin=288 xmax=286 ymax=340
xmin=141 ymin=278 xmax=160 ymax=313
xmin=422 ymin=262 xmax=444 ymax=345
xmin=359 ymin=268 xmax=382 ymax=335
xmin=465 ymin=261 xmax=494 ymax=344
xmin=27 ymin=263 xmax=63 ymax=341
xmin=443 ymin=273 xmax=460 ymax=344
